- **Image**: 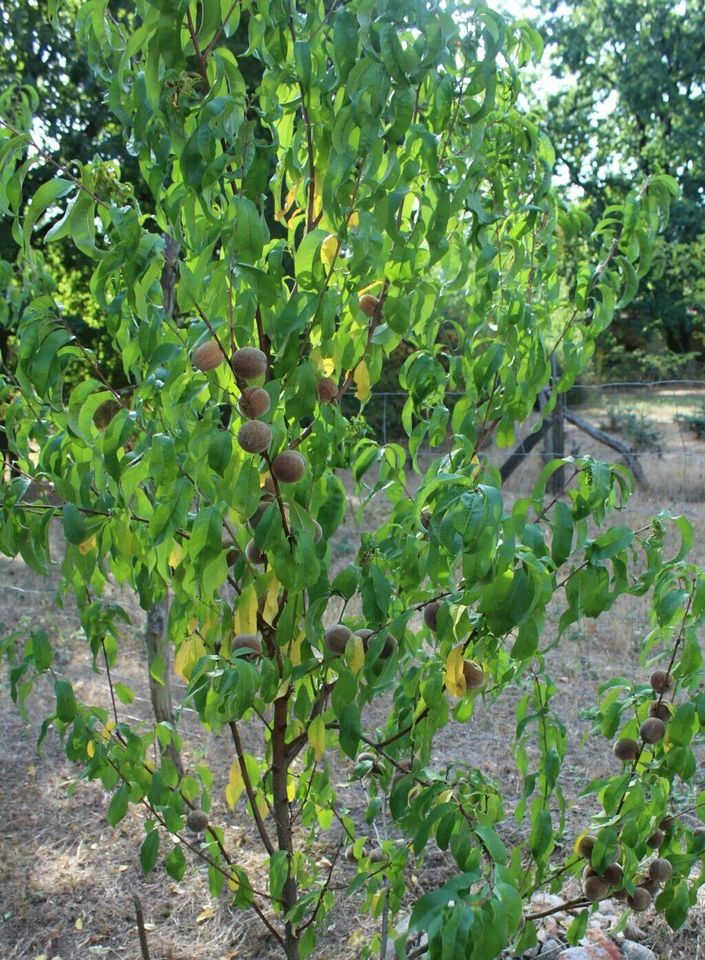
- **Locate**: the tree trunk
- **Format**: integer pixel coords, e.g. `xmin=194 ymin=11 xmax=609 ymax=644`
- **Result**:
xmin=141 ymin=234 xmax=183 ymax=777
xmin=144 ymin=599 xmax=183 ymax=777
xmin=272 ymin=693 xmax=299 ymax=960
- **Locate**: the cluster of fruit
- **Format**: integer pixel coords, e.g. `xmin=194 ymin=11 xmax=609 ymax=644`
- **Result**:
xmin=577 ymin=669 xmax=676 ymax=912
xmin=577 ymin=832 xmax=672 ymax=912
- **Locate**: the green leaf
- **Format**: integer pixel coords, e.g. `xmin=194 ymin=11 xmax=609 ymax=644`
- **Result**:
xmin=54 ymin=678 xmax=76 ymax=722
xmin=140 ymin=829 xmax=160 ymax=874
xmin=107 ymin=783 xmax=130 ymax=827
xmin=62 ymin=504 xmax=88 ymax=545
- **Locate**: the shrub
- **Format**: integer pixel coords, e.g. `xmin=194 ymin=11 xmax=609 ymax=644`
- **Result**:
xmin=0 ymin=3 xmax=700 ymax=960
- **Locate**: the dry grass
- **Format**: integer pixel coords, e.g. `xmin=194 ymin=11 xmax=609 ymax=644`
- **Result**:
xmin=2 ymin=389 xmax=705 ymax=959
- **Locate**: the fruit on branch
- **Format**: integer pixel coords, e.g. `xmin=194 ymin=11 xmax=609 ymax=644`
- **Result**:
xmin=647 ymin=829 xmax=665 ymax=849
xmin=186 ymin=809 xmax=209 ymax=832
xmin=602 ymin=862 xmax=624 ymax=886
xmin=583 ymin=875 xmax=609 ymax=901
xmin=238 ymin=420 xmax=272 ymax=454
xmin=246 ymin=539 xmax=266 ymax=565
xmin=224 ymin=541 xmax=240 ymax=566
xmin=577 ymin=833 xmax=597 ymax=859
xmin=232 ymin=634 xmax=261 ymax=657
xmin=192 ymin=340 xmax=226 ymax=371
xmin=640 ymin=717 xmax=666 ymax=744
xmin=423 ymin=600 xmax=441 ymax=632
xmin=637 ymin=877 xmax=660 ymax=897
xmin=356 ymin=628 xmax=374 ymax=649
xmin=462 ymin=660 xmax=485 ymax=690
xmin=420 ymin=508 xmax=432 ymax=529
xmin=369 ymin=848 xmax=386 ymax=864
xmin=324 ymin=624 xmax=352 ymax=655
xmin=648 ymin=701 xmax=672 ymax=721
xmin=271 ymin=450 xmax=306 ymax=483
xmin=649 ymin=858 xmax=673 ymax=882
xmin=660 ymin=815 xmax=675 ymax=831
xmin=232 ymin=346 xmax=268 ymax=380
xmin=627 ymin=887 xmax=652 ymax=912
xmin=613 ymin=888 xmax=628 ymax=902
xmin=238 ymin=386 xmax=271 ymax=419
xmin=248 ymin=494 xmax=275 ymax=529
xmin=613 ymin=737 xmax=640 ymax=762
xmin=316 ymin=378 xmax=338 ymax=403
xmin=345 ymin=844 xmax=366 ymax=863
xmin=379 ymin=635 xmax=397 ymax=659
xmin=649 ymin=670 xmax=673 ymax=694
xmin=359 ymin=293 xmax=380 ymax=318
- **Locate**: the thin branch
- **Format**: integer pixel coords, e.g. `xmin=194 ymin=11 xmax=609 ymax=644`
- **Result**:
xmin=229 ymin=720 xmax=275 ymax=855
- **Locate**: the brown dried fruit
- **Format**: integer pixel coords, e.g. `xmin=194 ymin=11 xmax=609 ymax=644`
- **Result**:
xmin=423 ymin=600 xmax=441 ymax=632
xmin=649 ymin=670 xmax=673 ymax=694
xmin=577 ymin=834 xmax=598 ymax=859
xmin=638 ymin=877 xmax=660 ymax=897
xmin=463 ymin=660 xmax=485 ymax=690
xmin=602 ymin=862 xmax=624 ymax=886
xmin=649 ymin=858 xmax=673 ymax=882
xmin=613 ymin=887 xmax=628 ymax=901
xmin=369 ymin=848 xmax=386 ymax=864
xmin=238 ymin=420 xmax=272 ymax=454
xmin=647 ymin=829 xmax=665 ymax=849
xmin=232 ymin=634 xmax=261 ymax=656
xmin=649 ymin=700 xmax=672 ymax=722
xmin=583 ymin=875 xmax=609 ymax=901
xmin=640 ymin=717 xmax=666 ymax=744
xmin=238 ymin=386 xmax=271 ymax=419
xmin=627 ymin=887 xmax=652 ymax=912
xmin=582 ymin=865 xmax=598 ymax=881
xmin=272 ymin=450 xmax=306 ymax=483
xmin=324 ymin=624 xmax=351 ymax=655
xmin=193 ymin=340 xmax=226 ymax=371
xmin=317 ymin=378 xmax=338 ymax=403
xmin=245 ymin=539 xmax=266 ymax=565
xmin=232 ymin=346 xmax=267 ymax=380
xmin=379 ymin=635 xmax=397 ymax=660
xmin=359 ymin=293 xmax=380 ymax=318
xmin=613 ymin=738 xmax=640 ymax=762
xmin=186 ymin=809 xmax=209 ymax=832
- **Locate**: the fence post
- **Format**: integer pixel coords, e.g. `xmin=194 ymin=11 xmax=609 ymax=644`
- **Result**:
xmin=546 ymin=357 xmax=565 ymax=494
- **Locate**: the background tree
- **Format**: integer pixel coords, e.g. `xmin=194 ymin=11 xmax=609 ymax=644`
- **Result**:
xmin=538 ymin=0 xmax=705 ymax=370
xmin=1 ymin=2 xmax=704 ymax=960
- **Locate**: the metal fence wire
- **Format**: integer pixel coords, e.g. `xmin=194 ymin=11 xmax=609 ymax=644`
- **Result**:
xmin=347 ymin=380 xmax=705 ymax=501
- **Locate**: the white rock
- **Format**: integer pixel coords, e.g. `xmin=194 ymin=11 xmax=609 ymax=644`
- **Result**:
xmin=621 ymin=942 xmax=657 ymax=960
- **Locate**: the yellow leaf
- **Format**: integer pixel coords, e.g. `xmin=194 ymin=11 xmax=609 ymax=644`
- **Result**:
xmin=289 ymin=630 xmax=305 ymax=667
xmin=86 ymin=740 xmax=95 ymax=758
xmin=262 ymin=574 xmax=281 ymax=625
xmin=196 ymin=906 xmax=215 ymax=923
xmin=320 ymin=234 xmax=339 ymax=267
xmin=307 ymin=715 xmax=326 ymax=761
xmin=225 ymin=760 xmax=245 ymax=810
xmin=228 ymin=875 xmax=240 ymax=893
xmin=310 ymin=347 xmax=335 ymax=376
xmin=174 ymin=635 xmax=206 ymax=680
xmin=78 ymin=535 xmax=96 ymax=555
xmin=75 ymin=917 xmax=83 ymax=930
xmin=444 ymin=645 xmax=466 ymax=698
xmin=346 ymin=635 xmax=365 ymax=675
xmin=234 ymin=584 xmax=257 ymax=635
xmin=169 ymin=541 xmax=185 ymax=568
xmin=287 ymin=775 xmax=297 ymax=802
xmin=353 ymin=360 xmax=371 ymax=402
xmin=312 ymin=175 xmax=323 ymax=221
xmin=347 ymin=211 xmax=360 ymax=229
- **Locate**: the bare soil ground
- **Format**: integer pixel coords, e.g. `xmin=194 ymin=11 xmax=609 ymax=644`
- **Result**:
xmin=3 ymin=391 xmax=705 ymax=960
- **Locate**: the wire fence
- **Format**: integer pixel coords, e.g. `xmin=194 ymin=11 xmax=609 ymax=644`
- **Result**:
xmin=349 ymin=379 xmax=705 ymax=502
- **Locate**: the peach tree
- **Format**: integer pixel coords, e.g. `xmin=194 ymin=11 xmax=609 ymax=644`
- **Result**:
xmin=1 ymin=1 xmax=704 ymax=958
